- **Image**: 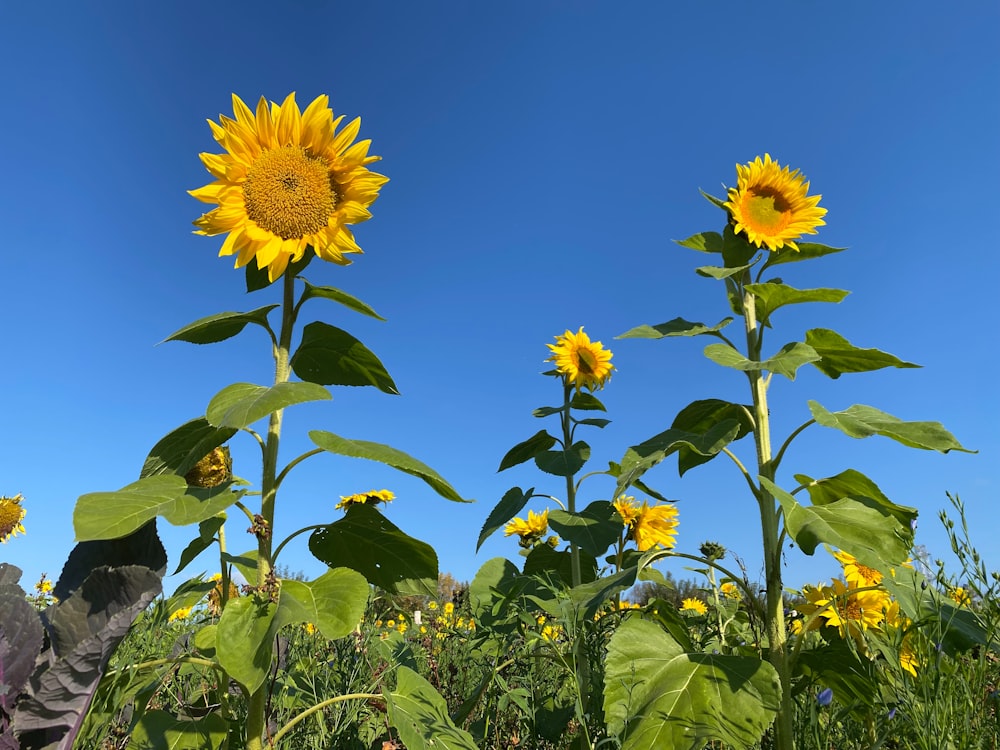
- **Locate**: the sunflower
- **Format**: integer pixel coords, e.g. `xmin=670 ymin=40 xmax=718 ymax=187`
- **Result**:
xmin=336 ymin=489 xmax=395 ymax=511
xmin=612 ymin=495 xmax=641 ymax=527
xmin=630 ymin=501 xmax=679 ymax=552
xmin=504 ymin=509 xmax=550 ymax=546
xmin=191 ymin=93 xmax=388 ymax=282
xmin=0 ymin=493 xmax=26 ymax=543
xmin=799 ymin=579 xmax=891 ymax=646
xmin=832 ymin=550 xmax=882 ymax=587
xmin=681 ymin=598 xmax=708 ymax=615
xmin=720 ymin=581 xmax=741 ymax=600
xmin=723 ymin=154 xmax=826 ymax=251
xmin=546 ymin=327 xmax=614 ymax=391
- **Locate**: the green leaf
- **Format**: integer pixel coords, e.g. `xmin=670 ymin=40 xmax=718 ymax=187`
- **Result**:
xmin=695 ymin=263 xmax=754 ymax=280
xmin=290 ymin=321 xmax=398 ymax=394
xmin=548 ymin=501 xmax=622 ymax=558
xmin=469 ymin=557 xmax=522 ymax=626
xmin=704 ymin=341 xmax=820 ymax=380
xmin=172 ymin=516 xmax=226 ymax=575
xmin=794 ymin=469 xmax=917 ymax=531
xmin=309 ymin=430 xmax=470 ymax=502
xmin=161 ymin=305 xmax=278 ymax=346
xmin=141 ymin=418 xmax=237 ymax=480
xmin=535 ymin=441 xmax=591 ymax=477
xmin=206 ymin=381 xmax=331 ymax=429
xmin=675 ymin=231 xmax=723 ymax=253
xmin=573 ymin=417 xmax=610 ymax=428
xmin=523 ymin=544 xmax=597 ymax=585
xmin=245 ymin=246 xmax=314 ymax=292
xmin=617 ymin=316 xmax=733 ymax=340
xmin=160 ymin=483 xmax=242 ymax=527
xmin=805 ymin=328 xmax=920 ymax=379
xmin=670 ymin=399 xmax=753 ymax=476
xmin=498 ymin=430 xmax=557 ymax=472
xmin=570 ymin=392 xmax=606 ymax=411
xmin=477 ymin=486 xmax=533 ymax=551
xmin=795 ymin=639 xmax=879 ymax=712
xmin=699 ymin=189 xmax=728 ymax=210
xmin=604 ymin=618 xmax=780 ymax=749
xmin=568 ymin=566 xmax=637 ymax=620
xmin=74 ymin=476 xmax=188 ymax=541
xmin=216 ymin=597 xmax=279 ymax=693
xmin=763 ymin=477 xmax=912 ymax=567
xmin=760 ymin=241 xmax=846 ymax=269
xmin=299 ymin=278 xmax=386 ymax=320
xmin=308 ymin=505 xmax=438 ymax=597
xmin=386 ymin=667 xmax=479 ymax=750
xmin=275 ymin=568 xmax=369 ymax=639
xmin=127 ymin=709 xmax=229 ymax=750
xmin=722 ymin=224 xmax=759 ymax=268
xmin=808 ymin=401 xmax=974 ymax=453
xmin=744 ymin=283 xmax=849 ymax=326
xmin=532 ymin=405 xmax=565 ymax=417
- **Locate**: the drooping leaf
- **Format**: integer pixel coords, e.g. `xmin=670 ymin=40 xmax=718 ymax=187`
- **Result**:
xmin=275 ymin=568 xmax=369 ymax=639
xmin=618 ymin=317 xmax=733 ymax=340
xmin=385 ymin=667 xmax=479 ymax=750
xmin=722 ymin=224 xmax=760 ymax=268
xmin=477 ymin=486 xmax=534 ymax=551
xmin=308 ymin=505 xmax=438 ymax=597
xmin=74 ymin=476 xmax=189 ymax=542
xmin=0 ymin=580 xmax=44 ymax=714
xmin=763 ymin=477 xmax=911 ymax=567
xmin=548 ymin=501 xmax=622 ymax=558
xmin=206 ymin=381 xmax=331 ymax=429
xmin=675 ymin=231 xmax=723 ymax=253
xmin=298 ymin=278 xmax=386 ymax=320
xmin=604 ymin=618 xmax=780 ymax=750
xmin=140 ymin=418 xmax=238 ymax=480
xmin=567 ymin=566 xmax=637 ymax=621
xmin=245 ymin=246 xmax=313 ymax=292
xmin=696 ymin=263 xmax=754 ymax=280
xmin=54 ymin=522 xmax=167 ymax=601
xmin=760 ymin=241 xmax=846 ymax=269
xmin=699 ymin=189 xmax=728 ymax=210
xmin=172 ymin=516 xmax=226 ymax=575
xmin=309 ymin=430 xmax=470 ymax=502
xmin=290 ymin=321 xmax=398 ymax=394
xmin=532 ymin=405 xmax=565 ymax=418
xmin=804 ymin=328 xmax=920 ymax=379
xmin=498 ymin=430 xmax=557 ymax=472
xmin=569 ymin=392 xmax=607 ymax=411
xmin=794 ymin=469 xmax=917 ymax=530
xmin=704 ymin=341 xmax=820 ymax=380
xmin=670 ymin=399 xmax=754 ymax=476
xmin=162 ymin=305 xmax=278 ymax=345
xmin=126 ymin=709 xmax=229 ymax=750
xmin=216 ymin=597 xmax=279 ymax=694
xmin=535 ymin=441 xmax=591 ymax=477
xmin=808 ymin=401 xmax=974 ymax=453
xmin=744 ymin=283 xmax=849 ymax=326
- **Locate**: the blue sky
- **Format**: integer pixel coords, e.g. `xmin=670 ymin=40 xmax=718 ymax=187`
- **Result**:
xmin=2 ymin=3 xmax=998 ymax=596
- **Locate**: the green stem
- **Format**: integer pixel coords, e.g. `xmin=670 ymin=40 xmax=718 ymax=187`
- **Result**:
xmin=741 ymin=272 xmax=794 ymax=750
xmin=561 ymin=383 xmax=581 ymax=589
xmin=247 ymin=271 xmax=297 ymax=750
xmin=272 ymin=692 xmax=381 ymax=744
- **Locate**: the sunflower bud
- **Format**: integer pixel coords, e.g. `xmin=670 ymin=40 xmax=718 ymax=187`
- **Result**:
xmin=699 ymin=541 xmax=726 ymax=561
xmin=185 ymin=447 xmax=232 ymax=488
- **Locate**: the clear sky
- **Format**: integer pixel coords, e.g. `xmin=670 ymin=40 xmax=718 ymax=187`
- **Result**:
xmin=2 ymin=3 xmax=998 ymax=596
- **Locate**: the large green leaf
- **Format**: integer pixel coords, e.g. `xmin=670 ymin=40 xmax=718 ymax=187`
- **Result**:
xmin=206 ymin=381 xmax=331 ymax=429
xmin=548 ymin=501 xmax=622 ymax=558
xmin=535 ymin=441 xmax=591 ymax=477
xmin=675 ymin=231 xmax=723 ymax=254
xmin=744 ymin=283 xmax=849 ymax=326
xmin=605 ymin=618 xmax=780 ymax=749
xmin=161 ymin=305 xmax=278 ymax=345
xmin=127 ymin=710 xmax=228 ymax=750
xmin=570 ymin=392 xmax=606 ymax=411
xmin=763 ymin=477 xmax=911 ymax=567
xmin=74 ymin=476 xmax=188 ymax=541
xmin=299 ymin=278 xmax=386 ymax=320
xmin=172 ymin=515 xmax=226 ymax=575
xmin=275 ymin=568 xmax=369 ymax=639
xmin=704 ymin=341 xmax=820 ymax=380
xmin=722 ymin=224 xmax=759 ymax=268
xmin=308 ymin=505 xmax=438 ymax=597
xmin=804 ymin=328 xmax=920 ymax=379
xmin=618 ymin=317 xmax=733 ymax=340
xmin=386 ymin=667 xmax=479 ymax=750
xmin=477 ymin=486 xmax=533 ymax=551
xmin=760 ymin=241 xmax=846 ymax=269
xmin=670 ymin=399 xmax=754 ymax=476
xmin=498 ymin=430 xmax=557 ymax=471
xmin=808 ymin=401 xmax=974 ymax=453
xmin=568 ymin=566 xmax=637 ymax=621
xmin=290 ymin=321 xmax=398 ymax=394
xmin=469 ymin=557 xmax=521 ymax=625
xmin=141 ymin=418 xmax=237 ymax=479
xmin=216 ymin=597 xmax=279 ymax=693
xmin=523 ymin=545 xmax=597 ymax=586
xmin=794 ymin=469 xmax=917 ymax=530
xmin=695 ymin=263 xmax=754 ymax=280
xmin=309 ymin=430 xmax=470 ymax=502
xmin=795 ymin=639 xmax=879 ymax=710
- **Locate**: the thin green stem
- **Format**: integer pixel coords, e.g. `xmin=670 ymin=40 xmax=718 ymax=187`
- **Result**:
xmin=272 ymin=523 xmax=328 ymax=565
xmin=772 ymin=419 xmax=816 ymax=474
xmin=274 ymin=448 xmax=324 ymax=490
xmin=721 ymin=446 xmax=761 ymax=499
xmin=272 ymin=692 xmax=381 ymax=744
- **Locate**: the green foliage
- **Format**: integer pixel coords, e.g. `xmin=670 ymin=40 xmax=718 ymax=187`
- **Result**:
xmin=206 ymin=381 xmax=332 ymax=428
xmin=808 ymin=401 xmax=974 ymax=452
xmin=290 ymin=321 xmax=399 ymax=393
xmin=162 ymin=305 xmax=278 ymax=345
xmin=386 ymin=667 xmax=480 ymax=750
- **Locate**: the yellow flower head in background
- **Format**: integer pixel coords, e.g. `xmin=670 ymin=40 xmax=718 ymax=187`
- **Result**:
xmin=444 ymin=602 xmax=455 ymax=615
xmin=613 ymin=495 xmax=641 ymax=527
xmin=34 ymin=575 xmax=54 ymax=595
xmin=546 ymin=328 xmax=614 ymax=392
xmin=0 ymin=493 xmax=26 ymax=543
xmin=191 ymin=93 xmax=388 ymax=282
xmin=681 ymin=598 xmax=707 ymax=615
xmin=720 ymin=582 xmax=741 ymax=600
xmin=833 ymin=550 xmax=882 ymax=587
xmin=504 ymin=509 xmax=550 ymax=546
xmin=800 ymin=579 xmax=891 ymax=645
xmin=169 ymin=606 xmax=193 ymax=622
xmin=631 ymin=501 xmax=679 ymax=552
xmin=949 ymin=586 xmax=972 ymax=606
xmin=336 ymin=489 xmax=395 ymax=511
xmin=723 ymin=154 xmax=826 ymax=251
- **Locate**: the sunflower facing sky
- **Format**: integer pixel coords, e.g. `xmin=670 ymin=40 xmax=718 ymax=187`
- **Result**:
xmin=191 ymin=93 xmax=388 ymax=282
xmin=723 ymin=154 xmax=826 ymax=251
xmin=0 ymin=493 xmax=26 ymax=543
xmin=546 ymin=327 xmax=615 ymax=392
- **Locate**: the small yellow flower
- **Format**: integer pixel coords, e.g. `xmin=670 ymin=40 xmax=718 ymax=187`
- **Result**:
xmin=191 ymin=93 xmax=388 ymax=282
xmin=304 ymin=622 xmax=318 ymax=635
xmin=386 ymin=619 xmax=395 ymax=629
xmin=536 ymin=615 xmax=547 ymax=626
xmin=396 ymin=621 xmax=408 ymax=634
xmin=444 ymin=602 xmax=455 ymax=615
xmin=336 ymin=489 xmax=395 ymax=511
xmin=949 ymin=586 xmax=972 ymax=606
xmin=546 ymin=328 xmax=614 ymax=392
xmin=681 ymin=598 xmax=708 ymax=615
xmin=723 ymin=154 xmax=826 ymax=251
xmin=504 ymin=509 xmax=549 ymax=547
xmin=420 ymin=625 xmax=427 ymax=634
xmin=720 ymin=582 xmax=741 ymax=600
xmin=541 ymin=624 xmax=562 ymax=642
xmin=375 ymin=619 xmax=383 ymax=627
xmin=169 ymin=606 xmax=193 ymax=622
xmin=427 ymin=600 xmax=438 ymax=610
xmin=0 ymin=493 xmax=27 ymax=543
xmin=34 ymin=576 xmax=54 ymax=595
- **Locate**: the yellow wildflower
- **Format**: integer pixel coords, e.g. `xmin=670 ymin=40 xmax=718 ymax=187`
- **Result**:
xmin=681 ymin=598 xmax=708 ymax=615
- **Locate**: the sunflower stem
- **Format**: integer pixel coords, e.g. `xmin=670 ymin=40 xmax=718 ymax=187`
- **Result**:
xmin=741 ymin=271 xmax=795 ymax=750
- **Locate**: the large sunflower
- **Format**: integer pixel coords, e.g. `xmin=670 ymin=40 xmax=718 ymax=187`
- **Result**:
xmin=0 ymin=493 xmax=26 ymax=543
xmin=546 ymin=327 xmax=614 ymax=392
xmin=191 ymin=93 xmax=388 ymax=282
xmin=723 ymin=154 xmax=826 ymax=251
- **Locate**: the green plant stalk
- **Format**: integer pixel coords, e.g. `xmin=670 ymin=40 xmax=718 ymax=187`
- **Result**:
xmin=247 ymin=271 xmax=297 ymax=750
xmin=741 ymin=275 xmax=794 ymax=750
